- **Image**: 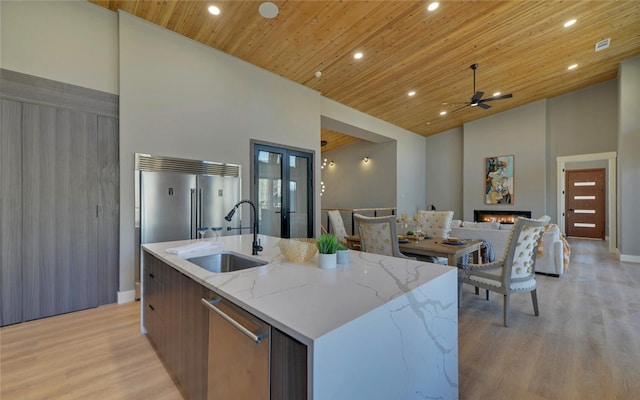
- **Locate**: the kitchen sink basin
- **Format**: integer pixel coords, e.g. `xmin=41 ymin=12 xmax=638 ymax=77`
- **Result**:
xmin=186 ymin=252 xmax=267 ymax=273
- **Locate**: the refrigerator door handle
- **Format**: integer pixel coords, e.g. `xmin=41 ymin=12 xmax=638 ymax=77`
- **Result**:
xmin=191 ymin=188 xmax=197 ymax=239
xmin=199 ymin=188 xmax=204 ymax=231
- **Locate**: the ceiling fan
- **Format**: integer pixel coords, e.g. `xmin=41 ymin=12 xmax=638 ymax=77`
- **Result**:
xmin=445 ymin=63 xmax=513 ymax=112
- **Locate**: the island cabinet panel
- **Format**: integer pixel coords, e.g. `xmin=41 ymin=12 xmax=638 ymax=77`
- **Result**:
xmin=271 ymin=328 xmax=308 ymax=400
xmin=142 ymin=251 xmax=209 ymax=400
xmin=143 ymin=252 xmax=166 ymax=353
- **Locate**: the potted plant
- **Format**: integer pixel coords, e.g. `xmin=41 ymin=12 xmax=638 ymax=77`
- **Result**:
xmin=336 ymin=243 xmax=349 ymax=264
xmin=316 ymin=234 xmax=339 ymax=269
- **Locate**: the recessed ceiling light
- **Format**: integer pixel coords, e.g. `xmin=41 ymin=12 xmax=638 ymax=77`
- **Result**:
xmin=568 ymin=64 xmax=578 ymax=70
xmin=208 ymin=5 xmax=220 ymax=15
xmin=428 ymin=2 xmax=439 ymax=12
xmin=493 ymin=92 xmax=501 ymax=97
xmin=259 ymin=2 xmax=279 ymax=19
xmin=354 ymin=52 xmax=363 ymax=60
xmin=314 ymin=71 xmax=322 ymax=78
xmin=408 ymin=91 xmax=416 ymax=97
xmin=564 ymin=19 xmax=576 ymax=28
xmin=440 ymin=111 xmax=447 ymax=116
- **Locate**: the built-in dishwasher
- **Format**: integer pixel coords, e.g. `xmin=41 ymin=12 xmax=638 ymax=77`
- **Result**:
xmin=201 ymin=293 xmax=270 ymax=400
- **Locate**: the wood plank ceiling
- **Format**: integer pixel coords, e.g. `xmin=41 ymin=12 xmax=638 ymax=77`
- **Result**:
xmin=90 ymin=0 xmax=640 ymax=143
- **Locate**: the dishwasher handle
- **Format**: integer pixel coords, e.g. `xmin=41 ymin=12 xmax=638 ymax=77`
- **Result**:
xmin=201 ymin=297 xmax=269 ymax=344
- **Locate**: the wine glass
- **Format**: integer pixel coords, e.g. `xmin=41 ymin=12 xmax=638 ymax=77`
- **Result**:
xmin=197 ymin=227 xmax=208 ymax=240
xmin=415 ymin=227 xmax=423 ymax=241
xmin=211 ymin=226 xmax=223 ymax=241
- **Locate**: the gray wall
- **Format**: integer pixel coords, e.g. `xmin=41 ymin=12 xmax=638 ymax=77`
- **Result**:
xmin=463 ymin=100 xmax=547 ymax=221
xmin=546 ymin=79 xmax=618 ymax=224
xmin=425 ymin=127 xmax=464 ymax=218
xmin=321 ymin=140 xmax=397 ymax=210
xmin=618 ymin=57 xmax=640 ymax=259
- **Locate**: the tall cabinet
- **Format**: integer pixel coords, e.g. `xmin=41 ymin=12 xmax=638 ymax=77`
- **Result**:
xmin=0 ymin=69 xmax=119 ymax=326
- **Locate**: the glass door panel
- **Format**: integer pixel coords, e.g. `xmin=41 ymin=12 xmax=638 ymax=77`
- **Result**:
xmin=256 ymin=149 xmax=283 ymax=237
xmin=254 ymin=144 xmax=313 ymax=238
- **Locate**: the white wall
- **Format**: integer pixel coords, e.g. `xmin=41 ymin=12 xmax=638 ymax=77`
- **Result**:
xmin=118 ymin=13 xmax=322 ymax=291
xmin=0 ymin=1 xmax=118 ymax=94
xmin=463 ymin=100 xmax=547 ymax=221
xmin=321 ymin=140 xmax=396 ymax=210
xmin=321 ymin=98 xmax=427 ymax=214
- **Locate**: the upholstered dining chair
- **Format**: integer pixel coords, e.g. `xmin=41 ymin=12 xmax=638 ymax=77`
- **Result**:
xmin=327 ymin=210 xmax=349 ymax=246
xmin=415 ymin=210 xmax=454 ymax=239
xmin=353 ymin=214 xmax=408 ymax=258
xmin=458 ymin=215 xmax=551 ymax=327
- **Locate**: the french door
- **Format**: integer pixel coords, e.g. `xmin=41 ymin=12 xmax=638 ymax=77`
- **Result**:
xmin=253 ymin=143 xmax=313 ymax=238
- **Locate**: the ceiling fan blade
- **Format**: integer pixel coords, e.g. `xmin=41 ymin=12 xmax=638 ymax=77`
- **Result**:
xmin=477 ymin=102 xmax=491 ymax=110
xmin=481 ymin=93 xmax=513 ymax=102
xmin=471 ymin=91 xmax=484 ymax=103
xmin=442 ymin=101 xmax=469 ymax=105
xmin=451 ymin=103 xmax=471 ymax=113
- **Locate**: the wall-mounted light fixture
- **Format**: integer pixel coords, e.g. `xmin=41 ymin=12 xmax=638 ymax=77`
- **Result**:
xmin=363 ymin=156 xmax=369 ymax=163
xmin=329 ymin=161 xmax=335 ymax=167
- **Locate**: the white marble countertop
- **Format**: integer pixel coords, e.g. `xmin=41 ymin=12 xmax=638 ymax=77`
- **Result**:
xmin=142 ymin=234 xmax=455 ymax=346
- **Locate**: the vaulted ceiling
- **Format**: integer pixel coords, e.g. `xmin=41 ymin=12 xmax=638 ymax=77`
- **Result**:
xmin=90 ymin=0 xmax=640 ymax=141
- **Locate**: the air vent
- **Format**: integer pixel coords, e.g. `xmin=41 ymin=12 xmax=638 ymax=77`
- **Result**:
xmin=595 ymin=38 xmax=611 ymax=52
xmin=135 ymin=153 xmax=241 ymax=177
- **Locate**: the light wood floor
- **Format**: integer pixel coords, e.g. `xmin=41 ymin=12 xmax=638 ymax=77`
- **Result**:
xmin=1 ymin=238 xmax=639 ymax=399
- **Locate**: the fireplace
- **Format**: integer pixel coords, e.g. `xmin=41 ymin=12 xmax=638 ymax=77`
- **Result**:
xmin=474 ymin=210 xmax=531 ymax=224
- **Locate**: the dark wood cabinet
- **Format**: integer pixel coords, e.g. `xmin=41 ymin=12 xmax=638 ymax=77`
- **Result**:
xmin=142 ymin=251 xmax=308 ymax=400
xmin=143 ymin=251 xmax=209 ymax=400
xmin=271 ymin=327 xmax=308 ymax=400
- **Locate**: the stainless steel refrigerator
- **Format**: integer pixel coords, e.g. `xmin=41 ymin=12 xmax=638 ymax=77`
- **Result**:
xmin=135 ymin=154 xmax=241 ymax=296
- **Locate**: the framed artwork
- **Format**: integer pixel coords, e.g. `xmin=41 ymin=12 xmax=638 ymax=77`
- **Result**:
xmin=485 ymin=155 xmax=514 ymax=204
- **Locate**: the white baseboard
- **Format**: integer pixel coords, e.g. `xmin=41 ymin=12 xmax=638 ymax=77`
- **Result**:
xmin=620 ymin=254 xmax=640 ymax=263
xmin=117 ymin=289 xmax=137 ymax=304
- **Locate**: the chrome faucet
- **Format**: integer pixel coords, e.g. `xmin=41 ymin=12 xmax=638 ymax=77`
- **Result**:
xmin=225 ymin=200 xmax=263 ymax=255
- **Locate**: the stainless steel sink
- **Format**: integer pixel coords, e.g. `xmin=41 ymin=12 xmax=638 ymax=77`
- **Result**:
xmin=186 ymin=252 xmax=267 ymax=273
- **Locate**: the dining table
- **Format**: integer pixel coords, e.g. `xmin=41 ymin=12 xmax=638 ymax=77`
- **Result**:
xmin=345 ymin=235 xmax=481 ymax=267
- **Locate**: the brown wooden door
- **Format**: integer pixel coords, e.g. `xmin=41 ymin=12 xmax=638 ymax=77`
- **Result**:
xmin=565 ymin=168 xmax=605 ymax=239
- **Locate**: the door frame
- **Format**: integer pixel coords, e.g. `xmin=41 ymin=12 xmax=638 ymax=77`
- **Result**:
xmin=557 ymin=151 xmax=616 ymax=253
xmin=250 ymin=139 xmax=315 ymax=238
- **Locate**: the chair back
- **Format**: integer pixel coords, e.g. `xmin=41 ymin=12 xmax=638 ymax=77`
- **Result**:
xmin=501 ymin=216 xmax=551 ymax=285
xmin=353 ymin=214 xmax=401 ymax=257
xmin=327 ymin=210 xmax=348 ymax=242
xmin=415 ymin=210 xmax=454 ymax=238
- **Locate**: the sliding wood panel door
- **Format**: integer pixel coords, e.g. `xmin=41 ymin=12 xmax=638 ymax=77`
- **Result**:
xmin=22 ymin=104 xmax=99 ymax=321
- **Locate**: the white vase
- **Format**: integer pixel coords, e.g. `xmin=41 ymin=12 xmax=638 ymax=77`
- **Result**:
xmin=319 ymin=253 xmax=337 ymax=269
xmin=336 ymin=249 xmax=349 ymax=264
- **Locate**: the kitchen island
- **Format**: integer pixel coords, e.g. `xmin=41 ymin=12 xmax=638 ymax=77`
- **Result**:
xmin=142 ymin=234 xmax=458 ymax=400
